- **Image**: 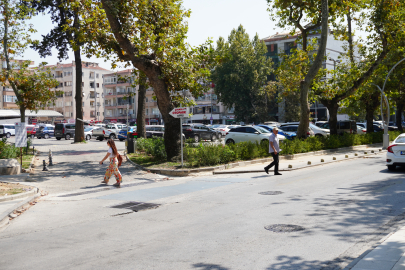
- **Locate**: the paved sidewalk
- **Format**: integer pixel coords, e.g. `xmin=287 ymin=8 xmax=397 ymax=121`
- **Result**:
xmin=348 ymin=226 xmax=405 ymax=270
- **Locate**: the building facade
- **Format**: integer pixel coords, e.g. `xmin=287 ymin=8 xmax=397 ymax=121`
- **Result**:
xmin=262 ymin=27 xmax=349 ymax=122
xmin=45 ymin=61 xmax=111 ymax=123
xmin=0 ymin=59 xmax=33 ymax=111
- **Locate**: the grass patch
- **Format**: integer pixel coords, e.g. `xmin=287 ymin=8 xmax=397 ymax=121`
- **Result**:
xmin=21 ymin=154 xmax=34 ymax=169
xmin=0 ymin=182 xmax=32 ymax=196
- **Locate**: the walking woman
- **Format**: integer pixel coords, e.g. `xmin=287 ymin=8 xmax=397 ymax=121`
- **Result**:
xmin=100 ymin=139 xmax=122 ymax=187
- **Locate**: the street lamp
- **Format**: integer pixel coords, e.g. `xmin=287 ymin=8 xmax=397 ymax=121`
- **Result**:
xmin=372 ymin=57 xmax=405 ymax=149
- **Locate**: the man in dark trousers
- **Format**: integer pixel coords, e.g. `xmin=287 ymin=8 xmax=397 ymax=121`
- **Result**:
xmin=264 ymin=127 xmax=282 ymax=175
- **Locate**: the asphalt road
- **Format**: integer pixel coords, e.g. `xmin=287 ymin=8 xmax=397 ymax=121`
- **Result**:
xmin=1 ymin=140 xmax=405 ymax=269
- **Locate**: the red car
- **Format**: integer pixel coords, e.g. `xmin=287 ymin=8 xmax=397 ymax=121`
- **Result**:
xmin=27 ymin=127 xmax=38 ymax=139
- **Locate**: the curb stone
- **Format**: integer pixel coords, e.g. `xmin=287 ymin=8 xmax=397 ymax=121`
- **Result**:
xmin=0 ymin=187 xmax=38 ymax=202
xmin=125 ymin=143 xmax=385 ymax=177
xmin=0 ymin=191 xmax=41 ymax=229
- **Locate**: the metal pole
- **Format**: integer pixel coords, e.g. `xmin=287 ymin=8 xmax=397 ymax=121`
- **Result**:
xmin=180 ymin=117 xmax=183 ymax=167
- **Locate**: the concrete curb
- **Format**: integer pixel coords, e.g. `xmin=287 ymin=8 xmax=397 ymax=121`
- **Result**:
xmin=213 ymin=153 xmax=376 ymax=175
xmin=0 ymin=187 xmax=38 ymax=202
xmin=125 ymin=143 xmax=385 ymax=177
xmin=0 ymin=191 xmax=41 ymax=229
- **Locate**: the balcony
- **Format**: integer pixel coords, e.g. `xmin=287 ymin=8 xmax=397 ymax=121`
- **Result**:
xmin=65 ymin=92 xmax=73 ymax=97
xmin=90 ymin=94 xmax=96 ymax=99
xmin=2 ymin=87 xmax=13 ymax=92
xmin=54 ymin=75 xmax=63 ymax=78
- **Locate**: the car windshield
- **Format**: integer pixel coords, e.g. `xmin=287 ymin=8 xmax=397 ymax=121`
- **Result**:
xmin=256 ymin=127 xmax=270 ymax=133
xmin=396 ymin=136 xmax=405 ymax=143
xmin=84 ymin=128 xmax=92 ymax=132
xmin=309 ymin=123 xmax=320 ymax=129
xmin=211 ymin=125 xmax=220 ymax=128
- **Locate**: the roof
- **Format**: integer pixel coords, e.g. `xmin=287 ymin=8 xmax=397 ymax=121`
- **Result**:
xmin=104 ymin=69 xmax=134 ymax=76
xmin=262 ymin=31 xmax=301 ymax=42
xmin=0 ymin=110 xmax=63 ymax=118
xmin=44 ymin=62 xmax=110 ymax=71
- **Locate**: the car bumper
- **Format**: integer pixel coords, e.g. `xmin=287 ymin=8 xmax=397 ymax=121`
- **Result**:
xmin=386 ymin=152 xmax=405 ymax=166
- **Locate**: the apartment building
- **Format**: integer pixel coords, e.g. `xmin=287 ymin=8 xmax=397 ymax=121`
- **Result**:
xmin=262 ymin=26 xmax=348 ymax=122
xmin=103 ymin=69 xmax=138 ymax=124
xmin=0 ymin=59 xmax=34 ymax=110
xmin=45 ymin=61 xmax=111 ymax=123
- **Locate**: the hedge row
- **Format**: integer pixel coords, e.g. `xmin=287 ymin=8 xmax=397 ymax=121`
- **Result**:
xmin=0 ymin=137 xmax=33 ymax=159
xmin=134 ymin=131 xmax=401 ymax=167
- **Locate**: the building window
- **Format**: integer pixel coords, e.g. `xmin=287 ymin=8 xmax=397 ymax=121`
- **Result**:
xmin=58 ymin=82 xmax=63 ymax=87
xmin=64 ymin=81 xmax=72 ymax=86
xmin=3 ymin=95 xmax=18 ymax=102
xmin=82 ymin=102 xmax=85 ymax=107
xmin=96 ymin=83 xmax=99 ymax=88
xmin=96 ymin=73 xmax=99 ymax=78
xmin=90 ymin=82 xmax=94 ymax=88
xmin=146 ymin=109 xmax=149 ymax=115
xmin=82 ymin=72 xmax=84 ymax=77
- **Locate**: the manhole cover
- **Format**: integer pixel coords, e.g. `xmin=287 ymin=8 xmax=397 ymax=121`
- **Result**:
xmin=259 ymin=191 xmax=283 ymax=195
xmin=264 ymin=224 xmax=305 ymax=233
xmin=111 ymin=201 xmax=160 ymax=212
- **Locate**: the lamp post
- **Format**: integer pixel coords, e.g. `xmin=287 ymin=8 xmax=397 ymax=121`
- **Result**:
xmin=371 ymin=57 xmax=405 ymax=149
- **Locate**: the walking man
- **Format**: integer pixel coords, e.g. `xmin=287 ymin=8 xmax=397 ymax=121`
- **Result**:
xmin=264 ymin=127 xmax=282 ymax=175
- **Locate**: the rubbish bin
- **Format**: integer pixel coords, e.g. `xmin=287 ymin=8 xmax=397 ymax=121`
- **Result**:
xmin=127 ymin=138 xmax=134 ymax=154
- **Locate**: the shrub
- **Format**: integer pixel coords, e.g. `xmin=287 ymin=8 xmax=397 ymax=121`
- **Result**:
xmin=0 ymin=137 xmax=19 ymax=159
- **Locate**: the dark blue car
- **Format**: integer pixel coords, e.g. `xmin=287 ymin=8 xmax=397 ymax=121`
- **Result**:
xmin=118 ymin=127 xmax=137 ymax=141
xmin=37 ymin=126 xmax=55 ymax=139
xmin=257 ymin=125 xmax=296 ymax=140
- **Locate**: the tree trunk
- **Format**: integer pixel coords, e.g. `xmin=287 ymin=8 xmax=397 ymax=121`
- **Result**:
xmin=297 ymin=0 xmax=329 ymax=138
xmin=396 ymin=100 xmax=404 ymax=133
xmin=20 ymin=107 xmax=26 ymax=124
xmin=73 ymin=48 xmax=84 ymax=142
xmin=136 ymin=73 xmax=147 ymax=138
xmin=365 ymin=91 xmax=380 ymax=134
xmin=366 ymin=108 xmax=375 ymax=134
xmin=322 ymin=99 xmax=339 ymax=135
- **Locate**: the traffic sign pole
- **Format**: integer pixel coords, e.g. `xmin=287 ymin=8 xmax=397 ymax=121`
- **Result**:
xmin=180 ymin=117 xmax=183 ymax=167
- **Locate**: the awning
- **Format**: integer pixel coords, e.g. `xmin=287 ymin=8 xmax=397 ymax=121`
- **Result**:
xmin=0 ymin=109 xmax=63 ymax=117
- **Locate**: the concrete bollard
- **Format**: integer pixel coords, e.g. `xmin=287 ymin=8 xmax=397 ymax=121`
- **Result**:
xmin=48 ymin=149 xmax=53 ymax=166
xmin=42 ymin=160 xmax=49 ymax=171
xmin=321 ymin=159 xmax=324 ymax=162
xmin=307 ymin=161 xmax=311 ymax=165
xmin=345 ymin=155 xmax=348 ymax=158
xmin=355 ymin=153 xmax=358 ymax=156
xmin=364 ymin=151 xmax=367 ymax=154
xmin=333 ymin=157 xmax=336 ymax=160
xmin=371 ymin=150 xmax=375 ymax=153
xmin=288 ymin=164 xmax=292 ymax=168
xmin=379 ymin=149 xmax=382 ymax=152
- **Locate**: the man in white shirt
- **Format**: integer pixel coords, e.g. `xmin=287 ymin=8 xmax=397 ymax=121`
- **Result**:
xmin=264 ymin=127 xmax=282 ymax=175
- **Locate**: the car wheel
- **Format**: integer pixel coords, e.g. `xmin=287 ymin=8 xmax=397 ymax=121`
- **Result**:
xmin=56 ymin=137 xmax=61 ymax=140
xmin=6 ymin=133 xmax=11 ymax=138
xmin=315 ymin=134 xmax=323 ymax=137
xmin=119 ymin=138 xmax=125 ymax=141
xmin=98 ymin=137 xmax=104 ymax=141
xmin=218 ymin=134 xmax=222 ymax=139
xmin=387 ymin=165 xmax=396 ymax=171
xmin=226 ymin=139 xmax=235 ymax=144
xmin=37 ymin=137 xmax=41 ymax=139
xmin=211 ymin=134 xmax=217 ymax=141
xmin=44 ymin=134 xmax=49 ymax=139
xmin=65 ymin=134 xmax=71 ymax=140
xmin=109 ymin=134 xmax=116 ymax=140
xmin=30 ymin=134 xmax=35 ymax=139
xmin=194 ymin=135 xmax=199 ymax=143
xmin=86 ymin=135 xmax=91 ymax=141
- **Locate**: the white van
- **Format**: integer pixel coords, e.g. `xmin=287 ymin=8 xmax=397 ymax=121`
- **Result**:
xmin=0 ymin=124 xmax=16 ymax=138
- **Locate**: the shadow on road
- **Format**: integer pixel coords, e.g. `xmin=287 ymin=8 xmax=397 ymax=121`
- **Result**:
xmin=192 ymin=262 xmax=230 ymax=270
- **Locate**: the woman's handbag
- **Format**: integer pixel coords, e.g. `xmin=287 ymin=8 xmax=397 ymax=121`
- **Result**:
xmin=117 ymin=154 xmax=123 ymax=167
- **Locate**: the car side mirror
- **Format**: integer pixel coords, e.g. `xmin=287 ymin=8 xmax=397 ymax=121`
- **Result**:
xmin=255 ymin=131 xmax=260 ymax=134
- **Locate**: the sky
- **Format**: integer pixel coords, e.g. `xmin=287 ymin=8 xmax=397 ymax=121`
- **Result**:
xmin=22 ymin=0 xmax=282 ymax=71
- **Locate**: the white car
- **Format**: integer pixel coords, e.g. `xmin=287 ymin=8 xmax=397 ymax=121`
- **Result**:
xmin=84 ymin=127 xmax=96 ymax=140
xmin=0 ymin=124 xmax=15 ymax=138
xmin=386 ymin=134 xmax=405 ymax=171
xmin=225 ymin=126 xmax=285 ymax=144
xmin=211 ymin=125 xmax=232 ymax=136
xmin=356 ymin=125 xmax=366 ymax=134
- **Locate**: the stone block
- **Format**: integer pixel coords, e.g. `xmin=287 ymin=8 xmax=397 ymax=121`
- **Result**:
xmin=0 ymin=159 xmax=21 ymax=175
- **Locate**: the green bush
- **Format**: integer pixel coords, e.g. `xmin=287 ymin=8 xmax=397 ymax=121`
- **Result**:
xmin=0 ymin=137 xmax=19 ymax=159
xmin=135 ymin=137 xmax=166 ymax=161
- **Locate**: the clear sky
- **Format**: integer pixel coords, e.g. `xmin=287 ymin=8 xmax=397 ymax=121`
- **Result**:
xmin=22 ymin=0 xmax=282 ymax=71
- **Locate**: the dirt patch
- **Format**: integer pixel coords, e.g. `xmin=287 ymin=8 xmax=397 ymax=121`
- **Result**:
xmin=0 ymin=182 xmax=32 ymax=197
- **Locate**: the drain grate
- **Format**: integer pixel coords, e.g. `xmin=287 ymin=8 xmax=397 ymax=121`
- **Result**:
xmin=110 ymin=201 xmax=160 ymax=212
xmin=264 ymin=224 xmax=305 ymax=233
xmin=259 ymin=191 xmax=283 ymax=195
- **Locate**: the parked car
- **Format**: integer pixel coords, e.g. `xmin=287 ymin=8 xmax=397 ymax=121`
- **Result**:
xmin=225 ymin=125 xmax=285 ymax=144
xmin=279 ymin=124 xmax=315 ymax=137
xmin=315 ymin=121 xmax=327 ymax=127
xmin=146 ymin=125 xmax=164 ymax=138
xmin=281 ymin=122 xmax=328 ymax=137
xmin=92 ymin=127 xmax=112 ymax=141
xmin=84 ymin=127 xmax=96 ymax=140
xmin=386 ymin=133 xmax=405 ymax=171
xmin=257 ymin=125 xmax=296 ymax=140
xmin=118 ymin=127 xmax=138 ymax=141
xmin=182 ymin=124 xmax=220 ymax=142
xmin=27 ymin=126 xmax=38 ymax=139
xmin=105 ymin=124 xmax=125 ymax=139
xmin=55 ymin=123 xmax=76 ymax=140
xmin=356 ymin=125 xmax=366 ymax=134
xmin=37 ymin=125 xmax=55 ymax=139
xmin=319 ymin=121 xmax=357 ymax=134
xmin=0 ymin=124 xmax=15 ymax=138
xmin=209 ymin=125 xmax=229 ymax=137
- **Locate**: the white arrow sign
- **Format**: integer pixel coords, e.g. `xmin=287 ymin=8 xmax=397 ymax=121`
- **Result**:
xmin=169 ymin=107 xmax=190 ymax=118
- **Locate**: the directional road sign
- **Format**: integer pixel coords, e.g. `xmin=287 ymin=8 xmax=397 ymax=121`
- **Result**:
xmin=169 ymin=107 xmax=190 ymax=118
